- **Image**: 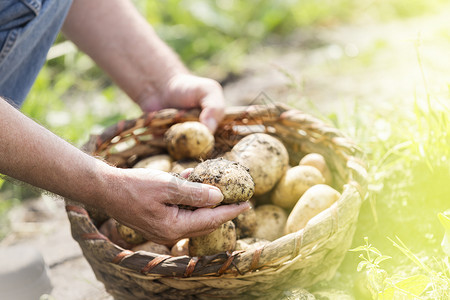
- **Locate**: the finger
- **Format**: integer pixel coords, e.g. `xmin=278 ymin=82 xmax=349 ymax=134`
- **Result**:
xmin=199 ymin=90 xmax=225 ymax=133
xmin=174 ymin=202 xmax=251 ymax=237
xmin=179 ymin=168 xmax=194 ymax=179
xmin=165 ymin=176 xmax=223 ymax=207
xmin=199 ymin=106 xmax=224 ymax=133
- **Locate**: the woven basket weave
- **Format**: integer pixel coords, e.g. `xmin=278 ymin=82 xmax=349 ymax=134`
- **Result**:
xmin=66 ymin=103 xmax=367 ymax=300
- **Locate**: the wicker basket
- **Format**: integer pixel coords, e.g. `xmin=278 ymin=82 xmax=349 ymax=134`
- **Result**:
xmin=66 ymin=103 xmax=367 ymax=300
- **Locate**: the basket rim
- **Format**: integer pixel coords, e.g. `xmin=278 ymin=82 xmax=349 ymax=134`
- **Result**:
xmin=66 ymin=181 xmax=362 ymax=278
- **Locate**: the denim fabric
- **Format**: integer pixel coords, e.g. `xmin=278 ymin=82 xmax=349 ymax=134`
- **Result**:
xmin=0 ymin=0 xmax=73 ymax=107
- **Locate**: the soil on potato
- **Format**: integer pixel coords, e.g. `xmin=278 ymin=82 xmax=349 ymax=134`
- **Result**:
xmin=188 ymin=158 xmax=254 ymax=203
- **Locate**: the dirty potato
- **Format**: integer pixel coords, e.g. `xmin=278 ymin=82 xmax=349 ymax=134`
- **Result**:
xmin=171 ymin=238 xmax=190 ymax=256
xmin=133 ymin=154 xmax=173 ymax=172
xmin=253 ymin=204 xmax=288 ymax=241
xmin=271 ymin=165 xmax=325 ymax=209
xmin=116 ymin=223 xmax=146 ymax=245
xmin=227 ymin=133 xmax=289 ymax=195
xmin=99 ymin=218 xmax=133 ymax=249
xmin=132 ymin=241 xmax=171 ymax=255
xmin=233 ymin=203 xmax=257 ymax=239
xmin=164 ymin=121 xmax=214 ymax=160
xmin=285 ymin=184 xmax=341 ymax=234
xmin=170 ymin=159 xmax=199 ymax=174
xmin=299 ymin=153 xmax=332 ymax=185
xmin=188 ymin=158 xmax=254 ymax=204
xmin=235 ymin=237 xmax=270 ymax=251
xmin=189 ymin=221 xmax=236 ymax=257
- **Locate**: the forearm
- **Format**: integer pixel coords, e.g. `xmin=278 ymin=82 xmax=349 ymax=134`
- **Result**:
xmin=61 ymin=0 xmax=187 ymax=106
xmin=0 ymin=98 xmax=112 ymax=209
xmin=0 ymin=98 xmax=249 ymax=243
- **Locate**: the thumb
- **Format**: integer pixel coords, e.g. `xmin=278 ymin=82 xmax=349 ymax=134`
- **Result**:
xmin=165 ymin=175 xmax=224 ymax=207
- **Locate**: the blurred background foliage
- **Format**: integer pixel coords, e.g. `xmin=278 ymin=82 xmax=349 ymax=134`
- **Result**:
xmin=132 ymin=0 xmax=447 ymax=76
xmin=18 ymin=0 xmax=448 ymax=146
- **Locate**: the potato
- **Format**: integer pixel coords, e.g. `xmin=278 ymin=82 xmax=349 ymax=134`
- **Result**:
xmin=253 ymin=204 xmax=288 ymax=241
xmin=227 ymin=133 xmax=289 ymax=195
xmin=233 ymin=203 xmax=257 ymax=239
xmin=235 ymin=237 xmax=270 ymax=251
xmin=85 ymin=206 xmax=110 ymax=225
xmin=171 ymin=159 xmax=199 ymax=174
xmin=250 ymin=192 xmax=271 ymax=206
xmin=99 ymin=219 xmax=133 ymax=249
xmin=285 ymin=184 xmax=341 ymax=234
xmin=188 ymin=158 xmax=254 ymax=204
xmin=171 ymin=238 xmax=189 ymax=256
xmin=116 ymin=222 xmax=146 ymax=245
xmin=164 ymin=121 xmax=214 ymax=160
xmin=271 ymin=165 xmax=325 ymax=209
xmin=132 ymin=241 xmax=171 ymax=255
xmin=299 ymin=153 xmax=332 ymax=185
xmin=132 ymin=154 xmax=173 ymax=171
xmin=189 ymin=221 xmax=236 ymax=257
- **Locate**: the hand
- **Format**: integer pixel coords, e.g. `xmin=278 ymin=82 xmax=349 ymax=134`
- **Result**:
xmin=137 ymin=73 xmax=226 ymax=132
xmin=102 ymin=167 xmax=250 ymax=245
xmin=62 ymin=1 xmax=225 ymax=131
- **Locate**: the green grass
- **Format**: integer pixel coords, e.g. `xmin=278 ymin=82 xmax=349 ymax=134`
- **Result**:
xmin=21 ymin=55 xmax=141 ymax=146
xmin=321 ymin=50 xmax=450 ymax=297
xmin=349 ymin=236 xmax=449 ymax=299
xmin=345 ymin=95 xmax=450 ymax=298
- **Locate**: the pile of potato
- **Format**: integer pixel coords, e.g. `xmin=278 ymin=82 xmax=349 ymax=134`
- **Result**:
xmin=99 ymin=121 xmax=341 ymax=257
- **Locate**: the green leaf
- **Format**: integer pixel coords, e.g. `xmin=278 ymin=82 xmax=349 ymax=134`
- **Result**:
xmin=441 ymin=233 xmax=450 ymax=257
xmin=349 ymin=246 xmax=368 ymax=252
xmin=374 ymin=255 xmax=392 ymax=265
xmin=380 ymin=274 xmax=430 ymax=299
xmin=438 ymin=213 xmax=450 ymax=231
xmin=357 ymin=260 xmax=369 ymax=272
xmin=369 ymin=247 xmax=382 ymax=257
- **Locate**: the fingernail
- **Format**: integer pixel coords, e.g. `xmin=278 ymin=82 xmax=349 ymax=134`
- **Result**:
xmin=208 ymin=187 xmax=223 ymax=205
xmin=204 ymin=118 xmax=218 ymax=133
xmin=180 ymin=168 xmax=193 ymax=179
xmin=240 ymin=201 xmax=251 ymax=211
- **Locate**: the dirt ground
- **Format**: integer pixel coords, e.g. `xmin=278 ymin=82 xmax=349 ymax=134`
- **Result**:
xmin=1 ymin=196 xmax=112 ymax=299
xmin=223 ymin=9 xmax=450 ymax=117
xmin=1 ymin=7 xmax=449 ymax=300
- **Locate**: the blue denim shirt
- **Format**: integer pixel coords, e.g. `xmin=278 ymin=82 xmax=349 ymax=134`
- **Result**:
xmin=0 ymin=0 xmax=72 ymax=107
